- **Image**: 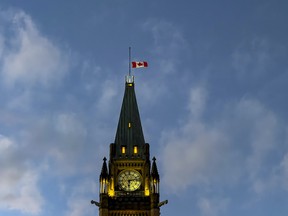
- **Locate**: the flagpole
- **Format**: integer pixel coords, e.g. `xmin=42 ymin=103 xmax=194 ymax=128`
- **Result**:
xmin=129 ymin=47 xmax=131 ymax=76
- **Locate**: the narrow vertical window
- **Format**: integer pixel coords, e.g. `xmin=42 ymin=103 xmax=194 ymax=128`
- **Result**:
xmin=128 ymin=122 xmax=131 ymax=128
xmin=121 ymin=146 xmax=126 ymax=154
xmin=133 ymin=146 xmax=138 ymax=154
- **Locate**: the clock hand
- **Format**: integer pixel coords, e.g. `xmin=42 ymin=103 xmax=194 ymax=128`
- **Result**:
xmin=128 ymin=179 xmax=131 ymax=188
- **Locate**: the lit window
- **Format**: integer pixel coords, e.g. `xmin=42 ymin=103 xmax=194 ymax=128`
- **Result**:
xmin=128 ymin=83 xmax=133 ymax=87
xmin=133 ymin=146 xmax=138 ymax=154
xmin=128 ymin=122 xmax=131 ymax=128
xmin=121 ymin=146 xmax=126 ymax=154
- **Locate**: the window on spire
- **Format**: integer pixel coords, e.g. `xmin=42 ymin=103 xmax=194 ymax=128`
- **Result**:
xmin=133 ymin=146 xmax=138 ymax=154
xmin=121 ymin=146 xmax=126 ymax=154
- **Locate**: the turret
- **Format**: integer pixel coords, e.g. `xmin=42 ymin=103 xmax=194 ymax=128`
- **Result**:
xmin=99 ymin=157 xmax=108 ymax=194
xmin=151 ymin=157 xmax=160 ymax=194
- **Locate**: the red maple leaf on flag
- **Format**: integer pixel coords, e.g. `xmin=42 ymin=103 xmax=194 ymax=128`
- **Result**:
xmin=132 ymin=61 xmax=148 ymax=68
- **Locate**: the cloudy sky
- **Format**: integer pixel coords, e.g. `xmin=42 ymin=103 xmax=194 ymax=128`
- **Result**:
xmin=0 ymin=0 xmax=288 ymax=216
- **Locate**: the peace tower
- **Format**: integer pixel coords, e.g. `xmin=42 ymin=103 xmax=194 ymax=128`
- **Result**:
xmin=91 ymin=75 xmax=167 ymax=216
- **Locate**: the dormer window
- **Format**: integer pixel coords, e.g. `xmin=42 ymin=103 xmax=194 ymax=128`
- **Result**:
xmin=121 ymin=146 xmax=126 ymax=154
xmin=133 ymin=146 xmax=138 ymax=154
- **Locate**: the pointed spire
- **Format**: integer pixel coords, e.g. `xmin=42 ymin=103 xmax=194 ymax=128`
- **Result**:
xmin=114 ymin=76 xmax=145 ymax=159
xmin=151 ymin=157 xmax=159 ymax=180
xmin=100 ymin=157 xmax=108 ymax=180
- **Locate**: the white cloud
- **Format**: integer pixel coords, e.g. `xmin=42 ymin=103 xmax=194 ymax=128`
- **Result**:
xmin=137 ymin=80 xmax=166 ymax=107
xmin=235 ymin=99 xmax=280 ymax=180
xmin=232 ymin=38 xmax=271 ymax=79
xmin=23 ymin=112 xmax=89 ymax=176
xmin=160 ymin=86 xmax=284 ymax=195
xmin=54 ymin=113 xmax=87 ymax=137
xmin=0 ymin=134 xmax=13 ymax=151
xmin=0 ymin=34 xmax=4 ymax=58
xmin=66 ymin=198 xmax=95 ymax=216
xmin=65 ymin=179 xmax=97 ymax=216
xmin=0 ymin=10 xmax=69 ymax=88
xmin=144 ymin=20 xmax=187 ymax=55
xmin=187 ymin=86 xmax=207 ymax=119
xmin=139 ymin=19 xmax=191 ymax=108
xmin=143 ymin=20 xmax=189 ymax=75
xmin=277 ymin=148 xmax=288 ymax=191
xmin=6 ymin=89 xmax=32 ymax=111
xmin=95 ymin=79 xmax=119 ymax=116
xmin=198 ymin=197 xmax=229 ymax=216
xmin=161 ymin=120 xmax=232 ymax=192
xmin=0 ymin=135 xmax=44 ymax=215
xmin=160 ymin=86 xmax=234 ymax=192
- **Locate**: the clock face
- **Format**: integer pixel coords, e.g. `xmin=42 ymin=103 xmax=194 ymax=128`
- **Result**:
xmin=118 ymin=170 xmax=142 ymax=191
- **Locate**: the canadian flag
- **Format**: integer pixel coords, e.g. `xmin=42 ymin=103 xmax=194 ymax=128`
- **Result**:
xmin=131 ymin=61 xmax=148 ymax=68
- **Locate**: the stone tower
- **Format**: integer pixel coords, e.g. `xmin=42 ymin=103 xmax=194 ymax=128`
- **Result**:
xmin=91 ymin=75 xmax=167 ymax=216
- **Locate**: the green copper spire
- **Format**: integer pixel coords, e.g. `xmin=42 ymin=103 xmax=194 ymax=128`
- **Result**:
xmin=113 ymin=76 xmax=145 ymax=159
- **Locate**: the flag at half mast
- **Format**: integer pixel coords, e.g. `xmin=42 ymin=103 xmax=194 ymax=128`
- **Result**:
xmin=131 ymin=61 xmax=148 ymax=68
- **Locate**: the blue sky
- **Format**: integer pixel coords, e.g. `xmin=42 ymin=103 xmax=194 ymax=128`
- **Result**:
xmin=0 ymin=0 xmax=288 ymax=215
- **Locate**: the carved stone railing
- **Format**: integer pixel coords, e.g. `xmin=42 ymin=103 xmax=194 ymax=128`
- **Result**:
xmin=114 ymin=191 xmax=144 ymax=197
